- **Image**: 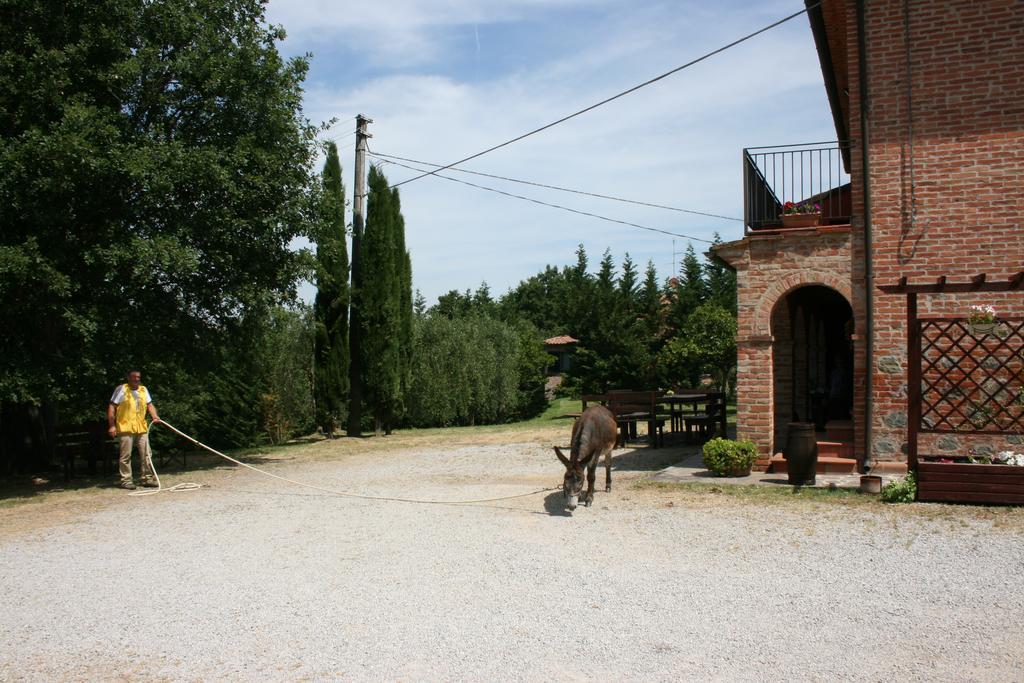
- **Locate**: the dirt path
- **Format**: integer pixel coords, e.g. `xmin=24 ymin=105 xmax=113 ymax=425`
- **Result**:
xmin=1 ymin=429 xmax=1022 ymax=681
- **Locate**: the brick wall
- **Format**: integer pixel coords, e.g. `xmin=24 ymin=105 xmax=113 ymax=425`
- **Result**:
xmin=849 ymin=0 xmax=1024 ymax=460
xmin=716 ymin=229 xmax=855 ymax=457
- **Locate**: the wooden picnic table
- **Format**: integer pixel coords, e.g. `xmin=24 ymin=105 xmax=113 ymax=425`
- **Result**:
xmin=661 ymin=392 xmax=728 ymax=438
xmin=566 ymin=390 xmax=727 ymax=445
xmin=607 ymin=390 xmax=667 ymax=448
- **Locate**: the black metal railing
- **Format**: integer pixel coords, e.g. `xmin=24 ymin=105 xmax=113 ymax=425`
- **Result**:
xmin=743 ymin=142 xmax=851 ymax=232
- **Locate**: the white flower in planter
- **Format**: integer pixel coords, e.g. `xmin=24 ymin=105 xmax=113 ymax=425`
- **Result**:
xmin=995 ymin=451 xmax=1024 ymax=466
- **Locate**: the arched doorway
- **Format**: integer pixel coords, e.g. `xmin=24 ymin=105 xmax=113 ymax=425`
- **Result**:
xmin=770 ymin=285 xmax=853 ymax=453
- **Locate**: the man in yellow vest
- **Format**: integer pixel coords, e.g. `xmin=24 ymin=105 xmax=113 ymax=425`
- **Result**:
xmin=107 ymin=369 xmax=161 ymax=490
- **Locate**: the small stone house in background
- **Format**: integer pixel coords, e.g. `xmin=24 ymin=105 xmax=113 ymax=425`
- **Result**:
xmin=713 ymin=0 xmax=1023 ymax=473
xmin=543 ymin=335 xmax=578 ymax=398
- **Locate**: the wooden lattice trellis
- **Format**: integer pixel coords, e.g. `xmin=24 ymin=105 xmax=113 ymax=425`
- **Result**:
xmin=880 ymin=273 xmax=1024 ymax=467
xmin=918 ymin=318 xmax=1024 ymax=435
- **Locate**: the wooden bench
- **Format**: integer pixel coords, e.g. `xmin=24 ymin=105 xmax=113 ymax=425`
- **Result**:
xmin=683 ymin=398 xmax=726 ymax=443
xmin=563 ymin=394 xmax=609 ymax=420
xmin=55 ymin=422 xmax=112 ymax=480
xmin=607 ymin=390 xmax=666 ymax=448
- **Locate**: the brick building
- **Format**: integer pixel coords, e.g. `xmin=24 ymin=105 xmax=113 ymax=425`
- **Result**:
xmin=714 ymin=0 xmax=1024 ymax=472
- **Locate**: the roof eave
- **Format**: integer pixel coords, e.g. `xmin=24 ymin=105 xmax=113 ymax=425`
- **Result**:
xmin=806 ymin=0 xmax=851 ymax=169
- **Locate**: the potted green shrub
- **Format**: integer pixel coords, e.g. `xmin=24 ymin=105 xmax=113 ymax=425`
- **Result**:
xmin=702 ymin=438 xmax=759 ymax=477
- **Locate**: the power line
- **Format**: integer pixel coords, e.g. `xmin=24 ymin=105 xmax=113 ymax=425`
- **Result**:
xmin=372 ymin=151 xmax=741 ymax=222
xmin=324 ymin=130 xmax=357 ymax=142
xmin=388 ymin=3 xmax=818 ymax=190
xmin=322 ymin=116 xmax=357 ymax=134
xmin=321 ymin=139 xmax=357 ymax=154
xmin=372 ymin=154 xmax=714 ymax=244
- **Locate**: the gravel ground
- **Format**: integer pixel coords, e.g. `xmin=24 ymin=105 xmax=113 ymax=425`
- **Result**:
xmin=1 ymin=437 xmax=1023 ymax=681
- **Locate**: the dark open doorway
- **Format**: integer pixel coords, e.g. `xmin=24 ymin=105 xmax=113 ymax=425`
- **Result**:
xmin=771 ymin=285 xmax=853 ymax=451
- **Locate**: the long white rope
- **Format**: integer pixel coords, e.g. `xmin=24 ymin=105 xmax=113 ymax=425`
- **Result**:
xmin=134 ymin=420 xmax=557 ymax=505
xmin=128 ymin=427 xmax=203 ymax=496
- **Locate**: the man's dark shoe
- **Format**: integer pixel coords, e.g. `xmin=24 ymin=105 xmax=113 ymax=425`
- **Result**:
xmin=140 ymin=479 xmax=158 ymax=488
xmin=120 ymin=481 xmax=137 ymax=490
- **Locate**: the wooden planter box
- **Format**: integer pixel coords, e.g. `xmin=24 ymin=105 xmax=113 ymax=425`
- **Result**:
xmin=917 ymin=461 xmax=1024 ymax=505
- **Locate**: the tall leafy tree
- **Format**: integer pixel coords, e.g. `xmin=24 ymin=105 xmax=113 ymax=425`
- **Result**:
xmin=0 ymin=0 xmax=320 ymax=461
xmin=434 ymin=290 xmax=473 ymax=319
xmin=659 ymin=302 xmax=737 ymax=393
xmin=313 ymin=142 xmax=349 ymax=436
xmin=497 ymin=265 xmax=568 ymax=334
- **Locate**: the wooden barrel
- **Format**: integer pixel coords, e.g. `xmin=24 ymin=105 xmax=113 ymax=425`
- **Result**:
xmin=784 ymin=422 xmax=818 ymax=486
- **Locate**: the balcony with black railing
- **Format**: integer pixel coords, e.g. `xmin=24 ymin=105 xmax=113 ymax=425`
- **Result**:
xmin=743 ymin=142 xmax=851 ymax=233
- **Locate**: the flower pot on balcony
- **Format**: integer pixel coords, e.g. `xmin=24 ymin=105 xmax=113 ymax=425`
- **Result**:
xmin=781 ymin=213 xmax=821 ymax=228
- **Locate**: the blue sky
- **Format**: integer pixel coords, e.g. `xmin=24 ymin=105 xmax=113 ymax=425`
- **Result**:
xmin=265 ymin=0 xmax=836 ymax=305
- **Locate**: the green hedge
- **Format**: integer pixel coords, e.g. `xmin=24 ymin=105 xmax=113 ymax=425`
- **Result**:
xmin=403 ymin=315 xmax=549 ymax=427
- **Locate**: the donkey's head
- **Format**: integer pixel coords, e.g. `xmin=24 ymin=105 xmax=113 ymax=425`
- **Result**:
xmin=554 ymin=446 xmax=586 ymax=511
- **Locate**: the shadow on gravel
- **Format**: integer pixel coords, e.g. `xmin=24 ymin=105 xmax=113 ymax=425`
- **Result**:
xmin=0 ymin=448 xmax=305 ymax=503
xmin=543 ymin=491 xmax=572 ymax=517
xmin=610 ymin=444 xmax=696 ymax=473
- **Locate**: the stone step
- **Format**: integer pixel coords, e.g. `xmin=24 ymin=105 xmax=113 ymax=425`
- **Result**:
xmin=867 ymin=461 xmax=908 ymax=475
xmin=816 ymin=440 xmax=856 ymax=459
xmin=825 ymin=420 xmax=854 ymax=442
xmin=770 ymin=453 xmax=859 ymax=475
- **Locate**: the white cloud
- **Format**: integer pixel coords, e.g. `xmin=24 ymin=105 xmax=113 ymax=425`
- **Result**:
xmin=267 ymin=0 xmax=614 ymax=66
xmin=282 ymin=1 xmax=837 ymax=304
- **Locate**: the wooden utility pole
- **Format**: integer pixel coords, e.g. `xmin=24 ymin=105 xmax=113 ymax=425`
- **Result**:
xmin=347 ymin=114 xmax=372 ymax=437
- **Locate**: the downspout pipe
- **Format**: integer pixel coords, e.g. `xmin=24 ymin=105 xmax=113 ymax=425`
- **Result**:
xmin=856 ymin=0 xmax=874 ymax=470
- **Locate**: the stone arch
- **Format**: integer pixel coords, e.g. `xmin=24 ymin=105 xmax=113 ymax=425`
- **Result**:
xmin=752 ymin=271 xmax=853 ymax=338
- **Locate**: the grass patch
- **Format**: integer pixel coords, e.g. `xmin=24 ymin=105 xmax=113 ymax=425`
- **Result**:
xmin=386 ymin=398 xmax=581 ymax=439
xmin=633 ymin=478 xmax=1024 ymax=528
xmin=635 ymin=479 xmax=878 ymax=508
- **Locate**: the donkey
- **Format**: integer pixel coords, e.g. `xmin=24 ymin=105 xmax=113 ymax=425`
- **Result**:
xmin=554 ymin=405 xmax=618 ymax=511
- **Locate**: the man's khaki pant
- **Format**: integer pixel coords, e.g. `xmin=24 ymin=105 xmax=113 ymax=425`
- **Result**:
xmin=118 ymin=432 xmax=155 ymax=484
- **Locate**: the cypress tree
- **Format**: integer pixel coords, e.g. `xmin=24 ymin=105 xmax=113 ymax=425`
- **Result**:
xmin=669 ymin=243 xmax=709 ymax=332
xmin=565 ymin=244 xmax=593 ymax=338
xmin=705 ymin=232 xmax=738 ymax=315
xmin=313 ymin=143 xmax=349 ymax=437
xmin=639 ymin=260 xmax=662 ymax=338
xmin=639 ymin=260 xmax=664 ymax=385
xmin=595 ymin=249 xmax=618 ymax=313
xmin=619 ymin=252 xmax=638 ymax=320
xmin=359 ymin=166 xmax=403 ymax=435
xmin=393 ymin=187 xmax=414 ymax=432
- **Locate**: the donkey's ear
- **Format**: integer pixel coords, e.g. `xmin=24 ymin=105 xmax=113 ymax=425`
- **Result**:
xmin=553 ymin=446 xmax=570 ymax=467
